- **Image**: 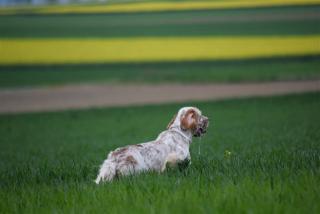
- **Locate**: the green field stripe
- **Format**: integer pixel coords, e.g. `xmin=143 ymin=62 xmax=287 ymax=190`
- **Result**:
xmin=1 ymin=56 xmax=319 ymax=88
xmin=1 ymin=6 xmax=319 ymax=38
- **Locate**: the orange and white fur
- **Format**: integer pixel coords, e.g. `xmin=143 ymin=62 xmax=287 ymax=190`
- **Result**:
xmin=95 ymin=107 xmax=209 ymax=184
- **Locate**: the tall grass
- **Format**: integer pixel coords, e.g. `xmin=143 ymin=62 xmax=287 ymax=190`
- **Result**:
xmin=0 ymin=93 xmax=319 ymax=213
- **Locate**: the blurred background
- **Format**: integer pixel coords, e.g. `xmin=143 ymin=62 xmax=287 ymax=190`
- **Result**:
xmin=0 ymin=0 xmax=106 ymax=7
xmin=0 ymin=0 xmax=319 ymax=112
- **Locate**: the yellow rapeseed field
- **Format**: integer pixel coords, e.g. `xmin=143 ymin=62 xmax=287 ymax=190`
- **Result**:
xmin=1 ymin=36 xmax=319 ymax=65
xmin=0 ymin=0 xmax=319 ymax=15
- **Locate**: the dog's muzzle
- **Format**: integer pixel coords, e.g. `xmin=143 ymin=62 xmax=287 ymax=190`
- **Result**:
xmin=194 ymin=116 xmax=209 ymax=137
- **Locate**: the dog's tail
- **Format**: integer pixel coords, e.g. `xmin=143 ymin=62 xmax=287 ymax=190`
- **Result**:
xmin=95 ymin=159 xmax=116 ymax=184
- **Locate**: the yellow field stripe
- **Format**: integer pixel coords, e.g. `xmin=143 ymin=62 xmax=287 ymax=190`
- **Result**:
xmin=0 ymin=36 xmax=319 ymax=65
xmin=1 ymin=0 xmax=320 ymax=15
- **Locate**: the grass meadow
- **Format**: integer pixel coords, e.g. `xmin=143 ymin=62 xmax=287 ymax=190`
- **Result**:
xmin=0 ymin=93 xmax=320 ymax=213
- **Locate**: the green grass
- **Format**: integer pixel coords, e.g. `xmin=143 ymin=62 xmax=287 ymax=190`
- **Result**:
xmin=0 ymin=56 xmax=319 ymax=88
xmin=0 ymin=93 xmax=319 ymax=213
xmin=0 ymin=6 xmax=319 ymax=38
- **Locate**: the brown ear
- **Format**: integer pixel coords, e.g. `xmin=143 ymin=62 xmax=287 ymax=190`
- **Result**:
xmin=167 ymin=114 xmax=177 ymax=129
xmin=180 ymin=109 xmax=197 ymax=131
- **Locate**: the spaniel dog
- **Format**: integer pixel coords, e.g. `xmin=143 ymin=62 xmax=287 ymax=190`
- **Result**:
xmin=95 ymin=107 xmax=209 ymax=184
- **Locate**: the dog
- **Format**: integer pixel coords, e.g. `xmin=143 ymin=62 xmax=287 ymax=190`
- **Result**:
xmin=95 ymin=107 xmax=209 ymax=184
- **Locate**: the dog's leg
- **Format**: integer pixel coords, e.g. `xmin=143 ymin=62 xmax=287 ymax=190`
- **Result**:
xmin=161 ymin=153 xmax=179 ymax=172
xmin=95 ymin=159 xmax=116 ymax=184
xmin=161 ymin=152 xmax=192 ymax=172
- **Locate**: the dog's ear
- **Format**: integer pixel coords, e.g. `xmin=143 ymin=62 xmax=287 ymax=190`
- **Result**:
xmin=167 ymin=114 xmax=177 ymax=129
xmin=180 ymin=109 xmax=197 ymax=131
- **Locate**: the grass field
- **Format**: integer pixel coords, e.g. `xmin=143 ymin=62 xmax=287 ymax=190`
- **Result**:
xmin=0 ymin=93 xmax=319 ymax=213
xmin=1 ymin=57 xmax=319 ymax=88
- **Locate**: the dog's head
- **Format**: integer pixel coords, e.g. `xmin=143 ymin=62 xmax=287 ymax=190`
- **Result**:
xmin=167 ymin=107 xmax=209 ymax=137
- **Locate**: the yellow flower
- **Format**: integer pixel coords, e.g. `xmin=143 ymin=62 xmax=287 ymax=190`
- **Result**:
xmin=1 ymin=36 xmax=319 ymax=65
xmin=224 ymin=150 xmax=232 ymax=158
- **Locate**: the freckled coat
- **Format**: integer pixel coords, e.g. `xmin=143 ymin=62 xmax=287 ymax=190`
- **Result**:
xmin=95 ymin=107 xmax=209 ymax=184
